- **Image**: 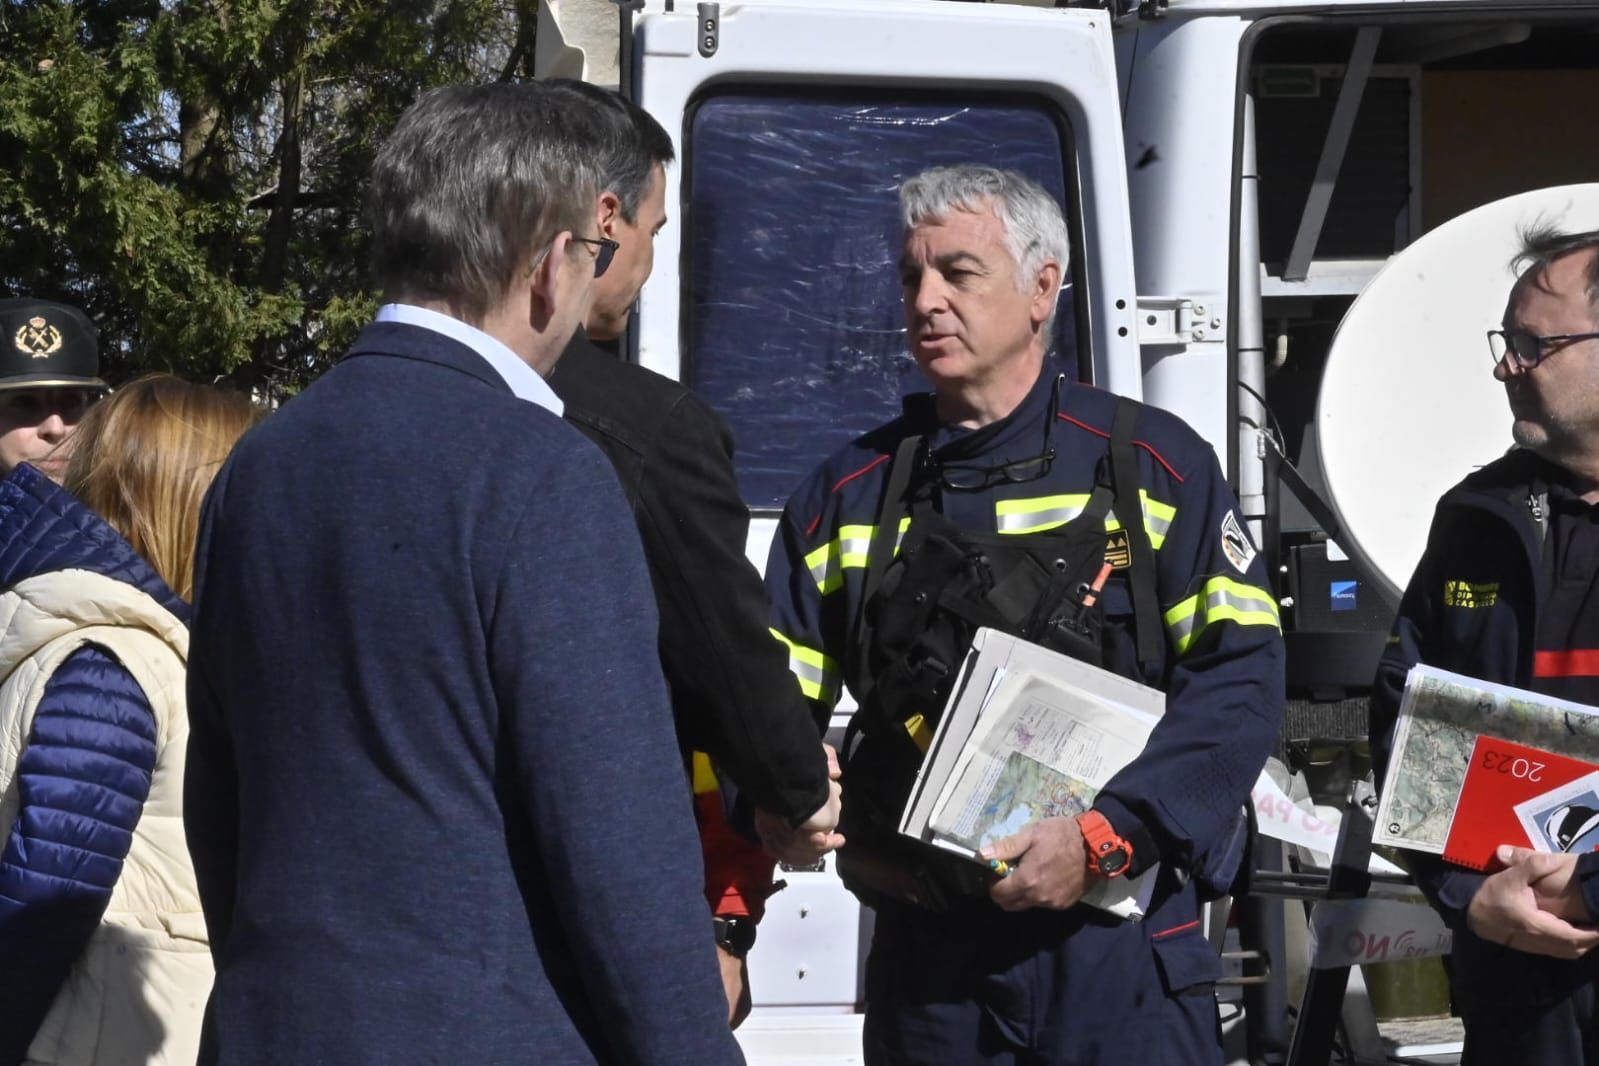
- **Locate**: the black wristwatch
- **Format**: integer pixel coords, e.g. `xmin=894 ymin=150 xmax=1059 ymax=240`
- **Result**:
xmin=712 ymin=916 xmax=757 ymax=958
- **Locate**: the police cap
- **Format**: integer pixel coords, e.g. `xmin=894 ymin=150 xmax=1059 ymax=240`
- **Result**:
xmin=0 ymin=298 xmax=106 ymax=393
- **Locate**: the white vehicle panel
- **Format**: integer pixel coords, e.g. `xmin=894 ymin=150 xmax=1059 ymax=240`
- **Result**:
xmin=632 ymin=0 xmax=1142 ymax=398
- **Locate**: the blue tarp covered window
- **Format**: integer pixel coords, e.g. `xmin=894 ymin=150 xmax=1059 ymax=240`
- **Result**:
xmin=684 ymin=91 xmax=1077 ymax=509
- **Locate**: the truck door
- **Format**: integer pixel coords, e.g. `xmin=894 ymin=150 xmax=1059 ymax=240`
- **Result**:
xmin=621 ymin=0 xmax=1141 ymax=1025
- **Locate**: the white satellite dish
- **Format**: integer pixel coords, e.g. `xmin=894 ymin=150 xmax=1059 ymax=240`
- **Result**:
xmin=1316 ymin=184 xmax=1599 ymax=601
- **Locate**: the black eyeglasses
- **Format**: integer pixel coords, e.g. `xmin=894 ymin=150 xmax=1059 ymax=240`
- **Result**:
xmin=570 ymin=236 xmax=620 ymax=279
xmin=1487 ymin=328 xmax=1599 ymax=370
xmin=931 ymin=375 xmax=1061 ymax=491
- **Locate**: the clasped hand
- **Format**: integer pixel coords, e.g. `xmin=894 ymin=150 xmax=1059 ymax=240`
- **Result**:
xmin=754 ymin=743 xmax=845 ymax=867
xmin=1467 ymin=844 xmax=1599 ymax=959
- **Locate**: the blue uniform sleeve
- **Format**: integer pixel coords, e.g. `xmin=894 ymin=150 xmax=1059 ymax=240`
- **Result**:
xmin=488 ymin=444 xmax=741 ymax=1065
xmin=0 ymin=644 xmax=156 ymax=1063
xmin=1095 ymin=449 xmax=1286 ymax=886
xmin=764 ymin=484 xmax=849 ymax=725
xmin=1370 ymin=512 xmax=1486 ymax=930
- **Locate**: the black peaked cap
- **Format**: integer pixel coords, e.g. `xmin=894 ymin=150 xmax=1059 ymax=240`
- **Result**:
xmin=0 ymin=298 xmax=105 ymax=392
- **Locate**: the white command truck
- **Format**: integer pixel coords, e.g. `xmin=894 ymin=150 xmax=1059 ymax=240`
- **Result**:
xmin=537 ymin=1 xmax=1599 ymax=1061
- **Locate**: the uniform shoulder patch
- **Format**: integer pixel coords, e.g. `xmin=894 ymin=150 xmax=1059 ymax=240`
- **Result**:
xmin=1220 ymin=511 xmax=1258 ymax=574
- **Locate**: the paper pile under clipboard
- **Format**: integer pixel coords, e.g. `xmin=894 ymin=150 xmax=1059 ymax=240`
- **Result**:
xmin=897 ymin=627 xmax=1164 ymax=920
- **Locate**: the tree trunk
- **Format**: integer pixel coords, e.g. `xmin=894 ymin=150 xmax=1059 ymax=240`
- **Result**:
xmin=258 ymin=58 xmax=305 ymax=294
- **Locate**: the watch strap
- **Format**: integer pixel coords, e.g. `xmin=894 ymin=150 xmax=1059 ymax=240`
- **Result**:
xmin=712 ymin=915 xmax=757 ymax=957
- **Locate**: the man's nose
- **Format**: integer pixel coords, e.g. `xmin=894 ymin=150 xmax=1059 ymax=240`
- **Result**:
xmin=37 ymin=412 xmax=67 ymax=441
xmin=911 ymin=274 xmax=945 ymax=316
xmin=1494 ymin=354 xmax=1522 ymax=382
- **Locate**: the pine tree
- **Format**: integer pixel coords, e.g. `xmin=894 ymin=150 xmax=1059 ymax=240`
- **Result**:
xmin=0 ymin=0 xmax=536 ymax=396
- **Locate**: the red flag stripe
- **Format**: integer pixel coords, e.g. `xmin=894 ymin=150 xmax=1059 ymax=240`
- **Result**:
xmin=1534 ymin=649 xmax=1599 ymax=677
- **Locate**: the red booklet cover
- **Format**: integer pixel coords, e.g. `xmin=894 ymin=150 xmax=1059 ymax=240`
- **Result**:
xmin=1443 ymin=736 xmax=1599 ymax=871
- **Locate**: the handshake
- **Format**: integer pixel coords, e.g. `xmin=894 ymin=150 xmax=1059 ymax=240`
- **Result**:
xmin=753 ymin=743 xmax=847 ymax=866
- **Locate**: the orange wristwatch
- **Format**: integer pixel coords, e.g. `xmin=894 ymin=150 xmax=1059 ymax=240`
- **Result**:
xmin=1078 ymin=810 xmax=1134 ymax=878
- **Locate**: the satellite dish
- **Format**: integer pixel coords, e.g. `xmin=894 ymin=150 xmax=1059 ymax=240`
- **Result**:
xmin=1316 ymin=184 xmax=1599 ymax=601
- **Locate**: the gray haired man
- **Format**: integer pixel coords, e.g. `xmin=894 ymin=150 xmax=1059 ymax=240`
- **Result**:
xmin=184 ymin=83 xmax=744 ymax=1065
xmin=764 ymin=164 xmax=1284 ymax=1064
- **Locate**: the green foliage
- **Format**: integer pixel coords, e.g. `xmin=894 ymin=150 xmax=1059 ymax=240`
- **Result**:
xmin=0 ymin=0 xmax=535 ymax=397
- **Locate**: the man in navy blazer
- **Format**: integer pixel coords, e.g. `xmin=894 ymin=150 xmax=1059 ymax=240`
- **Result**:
xmin=184 ymin=84 xmax=744 ymax=1064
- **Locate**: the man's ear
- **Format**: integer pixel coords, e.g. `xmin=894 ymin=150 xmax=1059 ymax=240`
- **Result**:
xmin=597 ymin=190 xmax=623 ymax=239
xmin=1031 ymin=259 xmax=1064 ymax=329
xmin=527 ymin=233 xmax=571 ymax=333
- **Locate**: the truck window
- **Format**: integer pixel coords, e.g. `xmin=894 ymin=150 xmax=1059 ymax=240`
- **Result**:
xmin=684 ymin=90 xmax=1076 ymax=510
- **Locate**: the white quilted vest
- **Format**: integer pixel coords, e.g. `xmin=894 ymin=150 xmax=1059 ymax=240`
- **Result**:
xmin=0 ymin=569 xmax=211 ymax=1066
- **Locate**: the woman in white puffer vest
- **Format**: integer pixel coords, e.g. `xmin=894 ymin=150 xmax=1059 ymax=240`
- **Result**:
xmin=0 ymin=375 xmax=261 ymax=1066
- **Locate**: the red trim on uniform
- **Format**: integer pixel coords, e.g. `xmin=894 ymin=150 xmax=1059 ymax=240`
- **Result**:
xmin=805 ymin=453 xmax=893 ymax=537
xmin=1534 ymin=649 xmax=1599 ymax=678
xmin=832 ymin=453 xmax=892 ymax=495
xmin=1151 ymin=919 xmax=1202 ymax=940
xmin=1056 ymin=413 xmax=1185 ymax=483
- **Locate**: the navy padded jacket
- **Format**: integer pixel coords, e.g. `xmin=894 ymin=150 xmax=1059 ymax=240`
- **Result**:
xmin=0 ymin=463 xmax=185 ymax=1063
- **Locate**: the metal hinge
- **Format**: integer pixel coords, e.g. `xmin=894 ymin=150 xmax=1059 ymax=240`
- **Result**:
xmin=1136 ymin=296 xmax=1225 ymax=345
xmin=698 ymin=2 xmax=719 ymax=57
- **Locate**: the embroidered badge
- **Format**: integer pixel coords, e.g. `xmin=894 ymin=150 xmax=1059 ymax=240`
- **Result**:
xmin=1220 ymin=511 xmax=1257 ymax=574
xmin=1104 ymin=529 xmax=1132 ymax=570
xmin=1443 ymin=580 xmax=1498 ymax=608
xmin=13 ymin=316 xmax=62 ymax=359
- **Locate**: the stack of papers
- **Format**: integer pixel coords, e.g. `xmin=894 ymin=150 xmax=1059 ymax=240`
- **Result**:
xmin=1375 ymin=664 xmax=1599 ymax=868
xmin=897 ymin=627 xmax=1165 ymax=920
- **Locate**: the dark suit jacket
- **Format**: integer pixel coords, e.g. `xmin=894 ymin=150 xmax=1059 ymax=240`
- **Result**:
xmin=549 ymin=333 xmax=829 ymax=824
xmin=184 ymin=322 xmax=742 ymax=1065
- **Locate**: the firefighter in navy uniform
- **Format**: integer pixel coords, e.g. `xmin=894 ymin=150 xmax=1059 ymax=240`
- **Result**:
xmin=1372 ymin=227 xmax=1599 ymax=1065
xmin=765 ymin=165 xmax=1285 ymax=1065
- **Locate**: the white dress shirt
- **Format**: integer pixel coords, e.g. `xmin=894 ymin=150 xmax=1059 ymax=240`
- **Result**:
xmin=374 ymin=304 xmax=563 ymax=416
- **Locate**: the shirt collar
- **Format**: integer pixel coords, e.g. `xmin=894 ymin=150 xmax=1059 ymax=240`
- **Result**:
xmin=911 ymin=358 xmax=1065 ymax=459
xmin=374 ymin=303 xmax=563 ymax=416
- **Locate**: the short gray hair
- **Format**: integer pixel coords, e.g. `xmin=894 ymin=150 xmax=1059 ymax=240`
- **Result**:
xmin=368 ymin=83 xmax=603 ymax=324
xmin=900 ymin=165 xmax=1071 ymax=332
xmin=1513 ymin=223 xmax=1599 ymax=323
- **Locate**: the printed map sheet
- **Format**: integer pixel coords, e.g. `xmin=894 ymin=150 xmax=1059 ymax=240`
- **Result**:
xmin=1375 ymin=664 xmax=1599 ymax=853
xmin=897 ymin=629 xmax=1165 ymax=918
xmin=928 ymin=670 xmax=1152 ymax=852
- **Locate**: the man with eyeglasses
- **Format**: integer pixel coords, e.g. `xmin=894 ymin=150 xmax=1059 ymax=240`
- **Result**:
xmin=182 ymin=83 xmax=742 ymax=1065
xmin=763 ymin=164 xmax=1284 ymax=1064
xmin=0 ymin=299 xmax=106 ymax=483
xmin=1372 ymin=226 xmax=1599 ymax=1064
xmin=542 ymin=79 xmax=842 ymax=1029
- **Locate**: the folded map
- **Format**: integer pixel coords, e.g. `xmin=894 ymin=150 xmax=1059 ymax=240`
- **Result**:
xmin=1374 ymin=665 xmax=1599 ymax=854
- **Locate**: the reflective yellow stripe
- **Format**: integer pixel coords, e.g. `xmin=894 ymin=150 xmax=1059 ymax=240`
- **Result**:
xmin=994 ymin=490 xmax=1174 ymax=547
xmin=803 ymin=518 xmax=911 ymax=595
xmin=995 ymin=494 xmax=1092 ymax=534
xmin=691 ymin=751 xmax=719 ymax=794
xmin=1164 ymin=576 xmax=1281 ymax=656
xmin=769 ymin=628 xmax=842 ymax=705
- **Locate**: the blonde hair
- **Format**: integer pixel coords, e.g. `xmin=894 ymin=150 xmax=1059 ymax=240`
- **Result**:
xmin=65 ymin=374 xmax=263 ymax=602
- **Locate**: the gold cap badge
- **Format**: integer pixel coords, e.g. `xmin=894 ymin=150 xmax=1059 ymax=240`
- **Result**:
xmin=14 ymin=316 xmax=63 ymax=359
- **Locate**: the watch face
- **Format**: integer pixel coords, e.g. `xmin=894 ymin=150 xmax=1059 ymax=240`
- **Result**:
xmin=1096 ymin=849 xmax=1130 ymax=876
xmin=715 ymin=917 xmax=757 ymax=956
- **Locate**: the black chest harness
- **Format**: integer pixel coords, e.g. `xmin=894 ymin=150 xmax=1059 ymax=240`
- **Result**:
xmin=835 ymin=396 xmax=1164 ymax=911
